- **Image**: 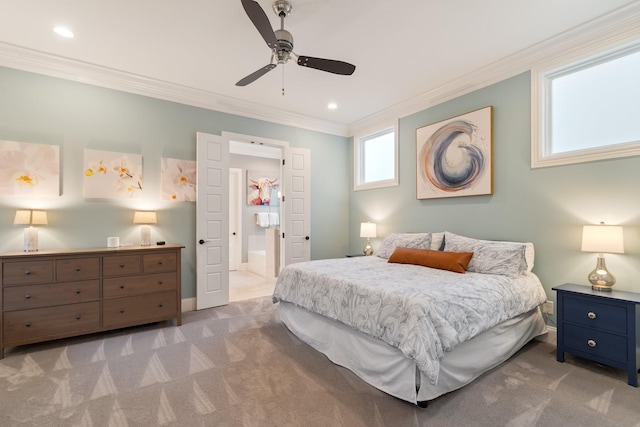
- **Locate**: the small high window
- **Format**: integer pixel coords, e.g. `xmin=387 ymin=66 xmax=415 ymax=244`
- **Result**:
xmin=532 ymin=41 xmax=640 ymax=168
xmin=354 ymin=126 xmax=398 ymax=190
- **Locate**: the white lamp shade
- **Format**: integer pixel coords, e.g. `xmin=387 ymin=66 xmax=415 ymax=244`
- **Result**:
xmin=13 ymin=210 xmax=47 ymax=226
xmin=31 ymin=210 xmax=48 ymax=225
xmin=360 ymin=222 xmax=377 ymax=238
xmin=133 ymin=211 xmax=157 ymax=224
xmin=13 ymin=210 xmax=31 ymax=225
xmin=581 ymin=224 xmax=624 ymax=254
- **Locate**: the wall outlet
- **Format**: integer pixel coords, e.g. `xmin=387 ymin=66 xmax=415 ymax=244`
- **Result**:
xmin=542 ymin=300 xmax=554 ymax=314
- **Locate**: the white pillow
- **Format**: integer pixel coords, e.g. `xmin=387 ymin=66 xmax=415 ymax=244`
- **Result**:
xmin=443 ymin=232 xmax=529 ymax=278
xmin=430 ymin=232 xmax=444 ymax=251
xmin=375 ymin=233 xmax=432 ymax=259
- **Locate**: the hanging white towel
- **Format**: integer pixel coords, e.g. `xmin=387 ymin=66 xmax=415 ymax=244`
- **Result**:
xmin=256 ymin=212 xmax=269 ymax=227
xmin=268 ymin=212 xmax=280 ymax=226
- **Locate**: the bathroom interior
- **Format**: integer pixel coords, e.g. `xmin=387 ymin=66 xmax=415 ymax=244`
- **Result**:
xmin=229 ymin=146 xmax=281 ymax=301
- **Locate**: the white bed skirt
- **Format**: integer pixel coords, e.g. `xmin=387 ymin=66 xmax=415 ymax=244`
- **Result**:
xmin=279 ymin=301 xmax=547 ymax=404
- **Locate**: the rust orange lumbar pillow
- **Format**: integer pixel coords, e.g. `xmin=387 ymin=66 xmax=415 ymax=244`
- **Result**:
xmin=387 ymin=247 xmax=473 ymax=273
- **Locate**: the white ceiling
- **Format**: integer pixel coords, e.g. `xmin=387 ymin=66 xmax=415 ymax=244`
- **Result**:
xmin=0 ymin=0 xmax=638 ymax=135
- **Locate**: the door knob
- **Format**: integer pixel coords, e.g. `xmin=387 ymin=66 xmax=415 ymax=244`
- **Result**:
xmin=199 ymin=239 xmax=205 ymax=244
xmin=305 ymin=236 xmax=310 ymax=240
xmin=232 ymin=232 xmax=237 ymax=235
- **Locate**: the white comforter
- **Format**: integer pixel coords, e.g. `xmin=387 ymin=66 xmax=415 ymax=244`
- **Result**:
xmin=272 ymin=256 xmax=547 ymax=385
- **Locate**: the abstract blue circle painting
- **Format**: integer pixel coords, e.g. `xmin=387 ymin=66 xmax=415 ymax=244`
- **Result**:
xmin=416 ymin=106 xmax=493 ymax=199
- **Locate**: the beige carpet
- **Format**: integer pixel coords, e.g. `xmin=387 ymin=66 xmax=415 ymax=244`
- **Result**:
xmin=1 ymin=297 xmax=639 ymax=426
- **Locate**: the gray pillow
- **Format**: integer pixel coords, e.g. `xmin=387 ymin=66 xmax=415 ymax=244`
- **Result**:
xmin=443 ymin=232 xmax=527 ymax=278
xmin=375 ymin=233 xmax=432 ymax=259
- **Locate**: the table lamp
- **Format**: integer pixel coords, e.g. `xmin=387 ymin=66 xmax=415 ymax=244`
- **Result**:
xmin=581 ymin=222 xmax=624 ymax=291
xmin=360 ymin=222 xmax=377 ymax=256
xmin=133 ymin=211 xmax=157 ymax=246
xmin=14 ymin=209 xmax=48 ymax=252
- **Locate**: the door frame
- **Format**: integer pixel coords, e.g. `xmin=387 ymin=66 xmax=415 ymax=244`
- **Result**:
xmin=229 ymin=167 xmax=242 ymax=271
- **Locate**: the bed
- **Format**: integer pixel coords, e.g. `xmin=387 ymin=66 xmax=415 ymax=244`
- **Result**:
xmin=272 ymin=231 xmax=548 ymax=406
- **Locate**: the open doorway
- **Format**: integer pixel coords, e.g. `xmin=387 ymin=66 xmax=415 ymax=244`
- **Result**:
xmin=227 ymin=137 xmax=282 ymax=301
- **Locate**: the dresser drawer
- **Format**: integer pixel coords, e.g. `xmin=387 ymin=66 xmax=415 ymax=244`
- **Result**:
xmin=103 ymin=255 xmax=141 ymax=276
xmin=103 ymin=273 xmax=177 ymax=298
xmin=564 ymin=323 xmax=628 ymax=364
xmin=3 ymin=301 xmax=100 ymax=345
xmin=2 ymin=260 xmax=54 ymax=286
xmin=103 ymin=291 xmax=177 ymax=328
xmin=3 ymin=280 xmax=100 ymax=311
xmin=143 ymin=252 xmax=177 ymax=273
xmin=564 ymin=295 xmax=627 ymax=334
xmin=56 ymin=257 xmax=100 ymax=281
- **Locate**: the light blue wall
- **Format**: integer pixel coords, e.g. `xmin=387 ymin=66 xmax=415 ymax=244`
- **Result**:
xmin=0 ymin=66 xmax=350 ymax=299
xmin=349 ymin=72 xmax=640 ymax=323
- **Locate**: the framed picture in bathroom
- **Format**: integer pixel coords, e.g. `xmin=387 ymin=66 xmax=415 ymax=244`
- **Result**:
xmin=247 ymin=170 xmax=279 ymax=205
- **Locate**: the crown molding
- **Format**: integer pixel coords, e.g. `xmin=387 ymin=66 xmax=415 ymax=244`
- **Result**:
xmin=1 ymin=2 xmax=638 ymax=140
xmin=0 ymin=42 xmax=349 ymax=137
xmin=347 ymin=2 xmax=640 ymax=136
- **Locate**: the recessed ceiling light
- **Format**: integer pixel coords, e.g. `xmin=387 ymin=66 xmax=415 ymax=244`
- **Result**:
xmin=327 ymin=103 xmax=338 ymax=110
xmin=53 ymin=26 xmax=74 ymax=38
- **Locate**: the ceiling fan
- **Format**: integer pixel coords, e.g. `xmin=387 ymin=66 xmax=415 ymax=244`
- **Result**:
xmin=236 ymin=0 xmax=356 ymax=88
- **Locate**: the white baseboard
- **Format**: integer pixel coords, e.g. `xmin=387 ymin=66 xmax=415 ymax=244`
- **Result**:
xmin=181 ymin=297 xmax=196 ymax=312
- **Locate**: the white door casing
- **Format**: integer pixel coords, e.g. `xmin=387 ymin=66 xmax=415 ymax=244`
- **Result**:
xmin=283 ymin=147 xmax=311 ymax=265
xmin=229 ymin=167 xmax=242 ymax=271
xmin=196 ymin=132 xmax=229 ymax=309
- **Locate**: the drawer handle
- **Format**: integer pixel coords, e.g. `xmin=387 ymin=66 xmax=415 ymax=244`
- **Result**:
xmin=25 ymin=322 xmax=31 ymax=327
xmin=75 ymin=290 xmax=81 ymax=294
xmin=158 ymin=261 xmax=163 ymax=265
xmin=25 ymin=271 xmax=31 ymax=276
xmin=587 ymin=312 xmax=597 ymax=319
xmin=119 ymin=309 xmax=125 ymax=314
xmin=587 ymin=339 xmax=597 ymax=348
xmin=158 ymin=281 xmax=164 ymax=285
xmin=25 ymin=293 xmax=31 ymax=300
xmin=75 ymin=315 xmax=82 ymax=320
xmin=119 ymin=264 xmax=125 ymax=268
xmin=75 ymin=267 xmax=81 ymax=272
xmin=120 ymin=285 xmax=125 ymax=289
xmin=158 ymin=303 xmax=164 ymax=308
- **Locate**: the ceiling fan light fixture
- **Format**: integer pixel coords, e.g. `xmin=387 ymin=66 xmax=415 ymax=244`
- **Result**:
xmin=327 ymin=103 xmax=338 ymax=110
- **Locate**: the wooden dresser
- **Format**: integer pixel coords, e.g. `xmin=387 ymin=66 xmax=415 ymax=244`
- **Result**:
xmin=0 ymin=244 xmax=184 ymax=359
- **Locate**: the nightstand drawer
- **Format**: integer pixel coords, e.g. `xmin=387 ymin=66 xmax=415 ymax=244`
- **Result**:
xmin=564 ymin=323 xmax=628 ymax=364
xmin=563 ymin=295 xmax=627 ymax=334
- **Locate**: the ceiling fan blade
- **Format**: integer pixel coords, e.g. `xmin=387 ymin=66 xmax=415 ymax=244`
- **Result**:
xmin=241 ymin=0 xmax=278 ymax=50
xmin=236 ymin=64 xmax=277 ymax=86
xmin=297 ymin=56 xmax=356 ymax=75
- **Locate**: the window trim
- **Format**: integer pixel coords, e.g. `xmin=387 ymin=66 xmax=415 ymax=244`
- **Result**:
xmin=531 ymin=39 xmax=640 ymax=169
xmin=353 ymin=123 xmax=398 ymax=191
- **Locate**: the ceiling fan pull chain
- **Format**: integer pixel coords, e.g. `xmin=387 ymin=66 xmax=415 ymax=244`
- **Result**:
xmin=282 ymin=65 xmax=285 ymax=96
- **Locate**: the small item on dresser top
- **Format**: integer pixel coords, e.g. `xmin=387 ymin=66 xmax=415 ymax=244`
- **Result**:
xmin=256 ymin=212 xmax=270 ymax=227
xmin=120 ymin=242 xmax=133 ymax=247
xmin=107 ymin=237 xmax=120 ymax=248
xmin=156 ymin=241 xmax=166 ymax=245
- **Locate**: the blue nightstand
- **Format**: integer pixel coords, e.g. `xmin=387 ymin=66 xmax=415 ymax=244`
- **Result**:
xmin=553 ymin=283 xmax=640 ymax=386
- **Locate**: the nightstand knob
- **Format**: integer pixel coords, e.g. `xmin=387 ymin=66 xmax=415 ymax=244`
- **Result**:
xmin=587 ymin=339 xmax=597 ymax=348
xmin=587 ymin=311 xmax=597 ymax=319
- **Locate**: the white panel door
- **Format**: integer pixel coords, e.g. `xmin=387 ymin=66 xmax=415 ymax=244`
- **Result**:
xmin=196 ymin=132 xmax=229 ymax=309
xmin=283 ymin=147 xmax=310 ymax=265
